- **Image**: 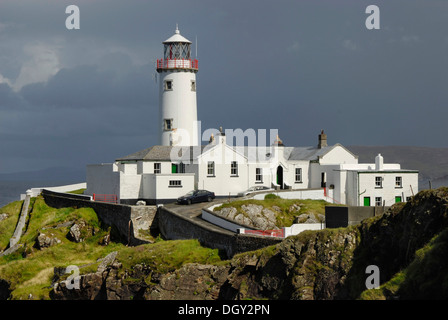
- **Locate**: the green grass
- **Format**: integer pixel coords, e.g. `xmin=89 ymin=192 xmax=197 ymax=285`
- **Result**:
xmin=67 ymin=189 xmax=86 ymax=195
xmin=117 ymin=239 xmax=222 ymax=275
xmin=0 ymin=196 xmax=124 ymax=299
xmin=0 ymin=196 xmax=223 ymax=300
xmin=0 ymin=200 xmax=24 ymax=251
xmin=214 ymin=196 xmax=331 ymax=227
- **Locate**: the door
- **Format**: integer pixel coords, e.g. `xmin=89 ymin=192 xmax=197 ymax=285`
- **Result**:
xmin=276 ymin=166 xmax=283 ymax=189
xmin=364 ymin=197 xmax=371 ymax=206
xmin=395 ymin=196 xmax=402 ymax=203
xmin=172 ymin=164 xmax=178 ymax=173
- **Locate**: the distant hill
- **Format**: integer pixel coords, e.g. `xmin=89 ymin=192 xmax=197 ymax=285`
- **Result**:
xmin=347 ymin=145 xmax=448 ymax=190
xmin=0 ymin=166 xmax=85 ymax=182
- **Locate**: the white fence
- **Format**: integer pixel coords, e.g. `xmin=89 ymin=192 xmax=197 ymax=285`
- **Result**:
xmin=20 ymin=182 xmax=88 ymax=200
xmin=252 ymin=188 xmax=334 ymax=202
xmin=202 ymin=203 xmax=325 ymax=238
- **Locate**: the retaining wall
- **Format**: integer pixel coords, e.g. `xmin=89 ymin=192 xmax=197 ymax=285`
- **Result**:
xmin=157 ymin=206 xmax=281 ymax=258
xmin=325 ymin=205 xmax=390 ymax=228
xmin=41 ymin=189 xmax=157 ymax=246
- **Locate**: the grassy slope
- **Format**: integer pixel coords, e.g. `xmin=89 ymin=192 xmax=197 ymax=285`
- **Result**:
xmin=214 ymin=195 xmax=332 ymax=227
xmin=0 ymin=196 xmax=222 ymax=300
xmin=0 ymin=200 xmax=24 ymax=251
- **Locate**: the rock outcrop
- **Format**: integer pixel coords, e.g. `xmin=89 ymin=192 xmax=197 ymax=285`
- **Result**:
xmin=214 ymin=204 xmax=279 ymax=230
xmin=50 ymin=188 xmax=448 ymax=300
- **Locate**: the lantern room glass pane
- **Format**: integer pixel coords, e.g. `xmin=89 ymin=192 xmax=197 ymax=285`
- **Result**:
xmin=164 ymin=43 xmax=191 ymax=60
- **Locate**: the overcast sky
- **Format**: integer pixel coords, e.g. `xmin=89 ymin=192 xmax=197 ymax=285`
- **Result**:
xmin=0 ymin=0 xmax=447 ymax=175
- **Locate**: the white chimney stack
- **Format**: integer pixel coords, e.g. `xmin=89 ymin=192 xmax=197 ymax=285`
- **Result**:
xmin=375 ymin=153 xmax=384 ymax=171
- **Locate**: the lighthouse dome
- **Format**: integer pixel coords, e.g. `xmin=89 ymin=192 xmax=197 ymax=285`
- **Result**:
xmin=163 ymin=26 xmax=192 ymax=44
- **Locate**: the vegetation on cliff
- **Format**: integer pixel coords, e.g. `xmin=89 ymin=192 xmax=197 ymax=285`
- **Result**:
xmin=213 ymin=195 xmax=330 ymax=228
xmin=1 ymin=188 xmax=448 ymax=300
xmin=0 ymin=196 xmax=222 ymax=299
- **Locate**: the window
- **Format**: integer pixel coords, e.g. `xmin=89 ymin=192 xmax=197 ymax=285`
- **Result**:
xmin=255 ymin=168 xmax=263 ymax=183
xmin=295 ymin=168 xmax=302 ymax=183
xmin=164 ymin=119 xmax=173 ymax=131
xmin=375 ymin=197 xmax=382 ymax=206
xmin=169 ymin=180 xmax=182 ymax=187
xmin=395 ymin=176 xmax=402 ymax=188
xmin=191 ymin=80 xmax=196 ymax=92
xmin=154 ymin=163 xmax=161 ymax=174
xmin=231 ymin=161 xmax=238 ymax=176
xmin=164 ymin=80 xmax=173 ymax=91
xmin=207 ymin=161 xmax=215 ymax=176
xmin=375 ymin=176 xmax=382 ymax=188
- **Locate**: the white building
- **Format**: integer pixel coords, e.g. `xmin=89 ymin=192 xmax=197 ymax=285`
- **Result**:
xmin=85 ymin=28 xmax=419 ymax=207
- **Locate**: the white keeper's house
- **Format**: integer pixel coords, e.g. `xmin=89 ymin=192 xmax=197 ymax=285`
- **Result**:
xmin=85 ymin=27 xmax=418 ymax=207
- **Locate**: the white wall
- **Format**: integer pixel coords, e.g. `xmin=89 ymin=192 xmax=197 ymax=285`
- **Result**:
xmin=197 ymin=140 xmax=249 ymax=196
xmin=283 ymin=223 xmax=324 ymax=237
xmin=159 ymin=70 xmax=198 ymax=146
xmin=357 ymin=171 xmax=418 ymax=206
xmin=319 ymin=145 xmax=358 ymax=164
xmin=85 ymin=164 xmax=119 ymax=197
xmin=252 ymin=188 xmax=333 ymax=203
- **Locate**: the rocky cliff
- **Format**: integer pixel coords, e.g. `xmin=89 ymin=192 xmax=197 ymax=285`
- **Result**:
xmin=51 ymin=187 xmax=448 ymax=300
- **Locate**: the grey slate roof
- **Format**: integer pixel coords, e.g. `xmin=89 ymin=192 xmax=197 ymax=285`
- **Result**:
xmin=116 ymin=145 xmax=207 ymax=162
xmin=116 ymin=143 xmax=357 ymax=162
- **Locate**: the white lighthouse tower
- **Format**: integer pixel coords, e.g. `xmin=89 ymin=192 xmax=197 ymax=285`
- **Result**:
xmin=157 ymin=26 xmax=199 ymax=146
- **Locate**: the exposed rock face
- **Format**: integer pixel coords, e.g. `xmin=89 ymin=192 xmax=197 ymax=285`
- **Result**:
xmin=215 ymin=204 xmax=279 ymax=230
xmin=0 ymin=213 xmax=8 ymax=222
xmin=35 ymin=232 xmax=61 ymax=249
xmin=67 ymin=220 xmax=94 ymax=243
xmin=50 ymin=188 xmax=448 ymax=300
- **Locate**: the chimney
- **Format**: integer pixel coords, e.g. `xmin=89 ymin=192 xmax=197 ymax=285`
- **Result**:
xmin=318 ymin=130 xmax=327 ymax=149
xmin=218 ymin=126 xmax=226 ymax=145
xmin=273 ymin=134 xmax=284 ymax=147
xmin=375 ymin=153 xmax=384 ymax=171
xmin=209 ymin=133 xmax=215 ymax=144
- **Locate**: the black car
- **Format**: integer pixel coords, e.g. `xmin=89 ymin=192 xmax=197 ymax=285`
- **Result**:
xmin=177 ymin=190 xmax=215 ymax=205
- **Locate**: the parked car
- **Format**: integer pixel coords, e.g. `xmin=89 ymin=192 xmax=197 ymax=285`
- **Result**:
xmin=237 ymin=186 xmax=273 ymax=197
xmin=177 ymin=190 xmax=215 ymax=205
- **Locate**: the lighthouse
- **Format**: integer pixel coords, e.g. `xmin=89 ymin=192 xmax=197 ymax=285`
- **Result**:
xmin=157 ymin=26 xmax=199 ymax=146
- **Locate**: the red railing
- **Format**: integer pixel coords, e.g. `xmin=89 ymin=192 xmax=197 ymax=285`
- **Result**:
xmin=156 ymin=58 xmax=198 ymax=70
xmin=93 ymin=194 xmax=118 ymax=204
xmin=243 ymin=229 xmax=284 ymax=238
xmin=323 ymin=187 xmax=341 ymax=204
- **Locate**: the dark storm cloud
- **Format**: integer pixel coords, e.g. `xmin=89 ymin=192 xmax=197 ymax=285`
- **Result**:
xmin=20 ymin=55 xmax=155 ymax=109
xmin=0 ymin=0 xmax=447 ymax=175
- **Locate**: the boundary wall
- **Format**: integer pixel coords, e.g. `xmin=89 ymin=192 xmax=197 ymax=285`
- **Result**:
xmin=202 ymin=204 xmax=324 ymax=238
xmin=157 ymin=206 xmax=282 ymax=258
xmin=41 ymin=189 xmax=156 ymax=246
xmin=325 ymin=205 xmax=390 ymax=228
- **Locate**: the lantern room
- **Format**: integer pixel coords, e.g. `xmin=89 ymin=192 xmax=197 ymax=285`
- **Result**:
xmin=157 ymin=26 xmax=198 ymax=71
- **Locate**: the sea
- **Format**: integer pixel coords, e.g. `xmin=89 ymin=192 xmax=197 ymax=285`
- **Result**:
xmin=0 ymin=180 xmax=82 ymax=208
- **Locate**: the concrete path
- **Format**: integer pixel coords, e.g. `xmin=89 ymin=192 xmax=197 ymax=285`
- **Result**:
xmin=164 ymin=200 xmax=236 ymax=236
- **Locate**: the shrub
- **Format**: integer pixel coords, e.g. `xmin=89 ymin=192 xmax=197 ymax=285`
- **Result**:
xmin=264 ymin=193 xmax=280 ymax=200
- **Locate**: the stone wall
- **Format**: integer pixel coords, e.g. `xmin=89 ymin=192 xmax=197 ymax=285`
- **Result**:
xmin=41 ymin=190 xmax=281 ymax=258
xmin=41 ymin=190 xmax=157 ymax=245
xmin=325 ymin=205 xmax=390 ymax=228
xmin=157 ymin=206 xmax=281 ymax=258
